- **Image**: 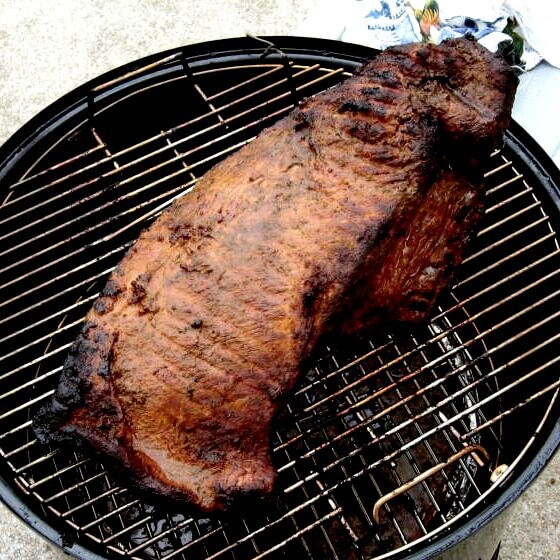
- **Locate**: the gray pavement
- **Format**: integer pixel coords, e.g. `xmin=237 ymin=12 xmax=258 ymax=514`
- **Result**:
xmin=0 ymin=1 xmax=558 ymax=558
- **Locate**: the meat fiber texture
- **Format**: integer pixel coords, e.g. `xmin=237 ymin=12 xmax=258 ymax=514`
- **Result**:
xmin=34 ymin=38 xmax=517 ymax=512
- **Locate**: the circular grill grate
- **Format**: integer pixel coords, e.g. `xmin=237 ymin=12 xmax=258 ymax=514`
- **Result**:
xmin=0 ymin=37 xmax=559 ymax=560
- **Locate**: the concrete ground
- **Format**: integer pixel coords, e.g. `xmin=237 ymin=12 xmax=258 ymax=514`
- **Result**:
xmin=0 ymin=1 xmax=558 ymax=558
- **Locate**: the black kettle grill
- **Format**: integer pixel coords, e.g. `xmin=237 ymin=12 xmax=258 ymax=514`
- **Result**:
xmin=0 ymin=37 xmax=558 ymax=560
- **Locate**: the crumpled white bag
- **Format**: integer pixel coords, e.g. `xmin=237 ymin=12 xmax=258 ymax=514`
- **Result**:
xmin=297 ymin=0 xmax=420 ymax=48
xmin=341 ymin=0 xmax=421 ymax=50
xmin=504 ymin=0 xmax=560 ymax=68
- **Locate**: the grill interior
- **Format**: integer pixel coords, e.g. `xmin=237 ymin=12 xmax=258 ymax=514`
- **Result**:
xmin=0 ymin=37 xmax=559 ymax=560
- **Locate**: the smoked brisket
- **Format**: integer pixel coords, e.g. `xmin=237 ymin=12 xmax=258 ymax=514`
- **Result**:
xmin=34 ymin=38 xmax=517 ymax=512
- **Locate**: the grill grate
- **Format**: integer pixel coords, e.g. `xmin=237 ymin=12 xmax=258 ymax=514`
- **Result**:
xmin=0 ymin=38 xmax=559 ymax=560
